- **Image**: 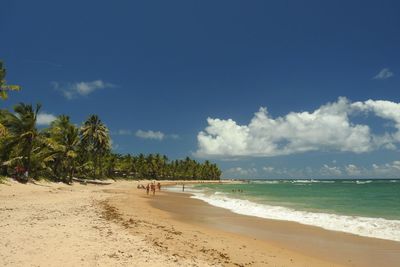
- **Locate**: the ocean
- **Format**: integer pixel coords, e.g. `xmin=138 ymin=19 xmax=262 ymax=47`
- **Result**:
xmin=169 ymin=179 xmax=400 ymax=242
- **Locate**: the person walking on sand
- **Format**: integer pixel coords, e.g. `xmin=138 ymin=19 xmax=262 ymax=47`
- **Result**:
xmin=151 ymin=183 xmax=156 ymax=195
xmin=157 ymin=182 xmax=161 ymax=191
xmin=146 ymin=184 xmax=150 ymax=195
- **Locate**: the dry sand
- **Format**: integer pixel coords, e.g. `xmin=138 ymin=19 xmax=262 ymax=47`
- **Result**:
xmin=1 ymin=179 xmax=399 ymax=267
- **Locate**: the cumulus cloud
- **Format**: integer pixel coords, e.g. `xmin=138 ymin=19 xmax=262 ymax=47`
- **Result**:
xmin=373 ymin=68 xmax=394 ymax=80
xmin=112 ymin=129 xmax=179 ymax=140
xmin=345 ymin=164 xmax=362 ymax=176
xmin=52 ymin=80 xmax=115 ymax=99
xmin=392 ymin=161 xmax=400 ymax=170
xmin=371 ymin=161 xmax=400 ymax=177
xmin=224 ymin=167 xmax=258 ymax=177
xmin=135 ymin=130 xmax=165 ymax=140
xmin=320 ymin=164 xmax=342 ymax=176
xmin=196 ymin=97 xmax=400 ymax=158
xmin=262 ymin=166 xmax=275 ymax=172
xmin=221 ymin=161 xmax=400 ymax=179
xmin=320 ymin=162 xmax=400 ymax=178
xmin=37 ymin=112 xmax=57 ymax=126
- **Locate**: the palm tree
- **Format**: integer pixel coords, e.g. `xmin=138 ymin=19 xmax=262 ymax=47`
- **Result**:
xmin=47 ymin=115 xmax=80 ymax=183
xmin=80 ymin=115 xmax=110 ymax=178
xmin=0 ymin=103 xmax=41 ymax=182
xmin=0 ymin=61 xmax=22 ymax=177
xmin=0 ymin=61 xmax=21 ymax=100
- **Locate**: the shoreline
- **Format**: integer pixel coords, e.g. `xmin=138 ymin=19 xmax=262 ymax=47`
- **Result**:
xmin=110 ymin=182 xmax=337 ymax=266
xmin=1 ymin=179 xmax=399 ymax=266
xmin=175 ymin=183 xmax=400 ymax=242
xmin=149 ymin=187 xmax=400 ymax=267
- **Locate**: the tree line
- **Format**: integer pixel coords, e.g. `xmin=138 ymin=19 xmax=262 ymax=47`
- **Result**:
xmin=0 ymin=103 xmax=222 ymax=183
xmin=106 ymin=154 xmax=221 ymax=180
xmin=0 ymin=61 xmax=221 ymax=183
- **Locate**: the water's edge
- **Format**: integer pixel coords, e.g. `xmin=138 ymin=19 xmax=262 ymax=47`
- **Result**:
xmin=165 ymin=182 xmax=400 ymax=242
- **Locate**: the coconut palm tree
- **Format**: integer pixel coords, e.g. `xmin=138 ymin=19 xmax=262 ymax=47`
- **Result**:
xmin=47 ymin=115 xmax=80 ymax=183
xmin=0 ymin=61 xmax=21 ymax=100
xmin=0 ymin=103 xmax=41 ymax=182
xmin=80 ymin=115 xmax=110 ymax=178
xmin=0 ymin=61 xmax=21 ymax=140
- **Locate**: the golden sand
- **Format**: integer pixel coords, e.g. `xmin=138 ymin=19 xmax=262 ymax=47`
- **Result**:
xmin=1 ymin=179 xmax=399 ymax=266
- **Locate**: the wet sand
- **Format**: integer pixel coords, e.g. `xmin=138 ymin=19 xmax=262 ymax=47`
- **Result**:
xmin=149 ymin=190 xmax=400 ymax=267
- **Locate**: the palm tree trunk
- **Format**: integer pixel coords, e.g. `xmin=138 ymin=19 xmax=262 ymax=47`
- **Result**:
xmin=25 ymin=140 xmax=33 ymax=183
xmin=99 ymin=154 xmax=103 ymax=178
xmin=93 ymin=153 xmax=98 ymax=179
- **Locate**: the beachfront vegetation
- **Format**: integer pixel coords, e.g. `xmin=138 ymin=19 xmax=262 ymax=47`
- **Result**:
xmin=0 ymin=106 xmax=221 ymax=182
xmin=107 ymin=154 xmax=221 ymax=180
xmin=0 ymin=61 xmax=21 ymax=100
xmin=0 ymin=61 xmax=221 ymax=183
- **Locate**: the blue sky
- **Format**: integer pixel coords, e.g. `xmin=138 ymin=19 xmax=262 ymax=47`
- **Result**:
xmin=1 ymin=0 xmax=400 ymax=179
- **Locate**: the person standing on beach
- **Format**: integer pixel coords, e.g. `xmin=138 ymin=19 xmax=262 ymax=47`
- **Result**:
xmin=151 ymin=183 xmax=156 ymax=195
xmin=182 ymin=184 xmax=185 ymax=192
xmin=157 ymin=182 xmax=161 ymax=191
xmin=146 ymin=184 xmax=150 ymax=195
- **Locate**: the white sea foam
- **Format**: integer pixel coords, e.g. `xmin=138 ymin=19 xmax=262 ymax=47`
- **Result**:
xmin=292 ymin=179 xmax=314 ymax=183
xmin=259 ymin=180 xmax=280 ymax=184
xmin=164 ymin=185 xmax=203 ymax=193
xmin=191 ymin=192 xmax=400 ymax=242
xmin=291 ymin=179 xmax=335 ymax=184
xmin=356 ymin=180 xmax=372 ymax=184
xmin=251 ymin=180 xmax=281 ymax=184
xmin=253 ymin=179 xmax=337 ymax=184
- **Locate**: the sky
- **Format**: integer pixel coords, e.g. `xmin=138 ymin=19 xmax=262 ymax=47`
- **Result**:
xmin=1 ymin=0 xmax=400 ymax=179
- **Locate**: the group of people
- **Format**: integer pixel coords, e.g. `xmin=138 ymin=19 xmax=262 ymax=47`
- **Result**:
xmin=138 ymin=182 xmax=161 ymax=195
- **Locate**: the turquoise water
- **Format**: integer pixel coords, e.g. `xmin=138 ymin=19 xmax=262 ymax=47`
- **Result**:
xmin=184 ymin=179 xmax=400 ymax=241
xmin=195 ymin=179 xmax=400 ymax=220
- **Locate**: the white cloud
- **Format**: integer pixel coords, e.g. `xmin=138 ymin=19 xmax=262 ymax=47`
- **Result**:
xmin=262 ymin=166 xmax=275 ymax=172
xmin=373 ymin=68 xmax=394 ymax=80
xmin=196 ymin=97 xmax=400 ymax=158
xmin=221 ymin=161 xmax=400 ymax=179
xmin=52 ymin=80 xmax=115 ymax=99
xmin=224 ymin=167 xmax=258 ymax=177
xmin=37 ymin=112 xmax=57 ymax=126
xmin=320 ymin=164 xmax=342 ymax=176
xmin=370 ymin=161 xmax=400 ymax=177
xmin=135 ymin=130 xmax=165 ymax=140
xmin=344 ymin=164 xmax=362 ymax=176
xmin=113 ymin=129 xmax=179 ymax=140
xmin=392 ymin=161 xmax=400 ymax=170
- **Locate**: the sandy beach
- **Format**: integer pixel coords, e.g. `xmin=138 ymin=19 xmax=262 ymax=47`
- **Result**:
xmin=1 ymin=179 xmax=399 ymax=267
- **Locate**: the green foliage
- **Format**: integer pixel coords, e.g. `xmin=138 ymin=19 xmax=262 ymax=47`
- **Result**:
xmin=0 ymin=103 xmax=42 ymax=182
xmin=0 ymin=103 xmax=221 ymax=183
xmin=108 ymin=153 xmax=221 ymax=180
xmin=44 ymin=115 xmax=80 ymax=183
xmin=80 ymin=115 xmax=110 ymax=178
xmin=0 ymin=61 xmax=21 ymax=100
